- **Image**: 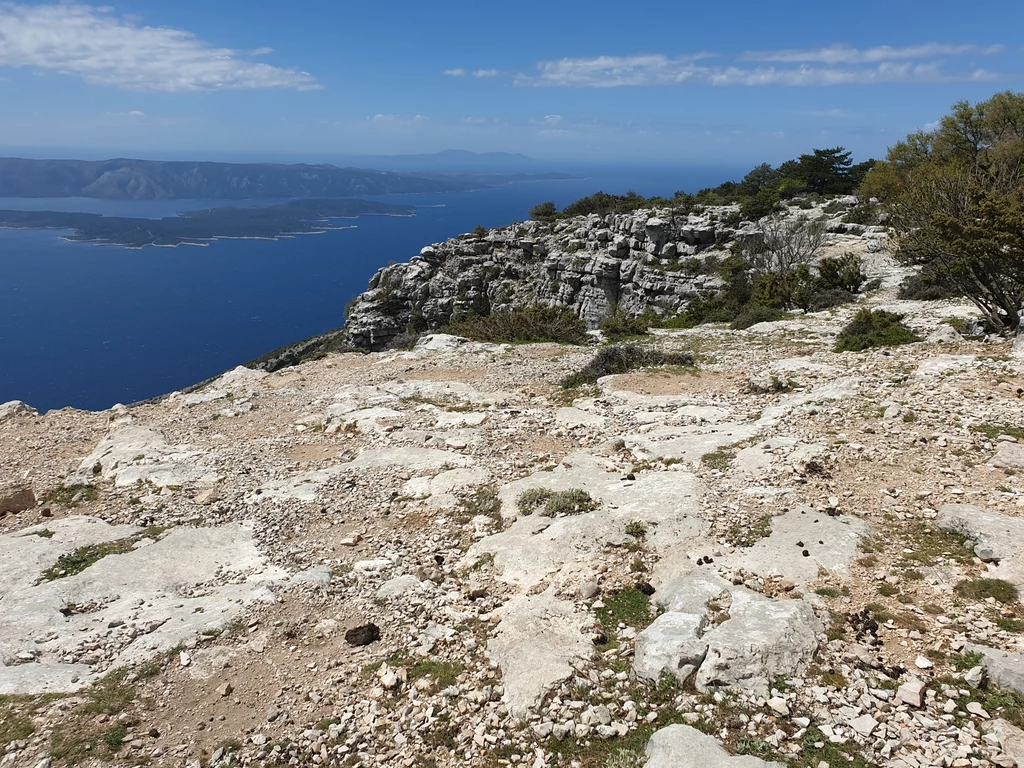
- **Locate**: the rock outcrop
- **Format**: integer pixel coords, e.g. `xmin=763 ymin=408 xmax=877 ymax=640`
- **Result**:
xmin=342 ymin=203 xmax=889 ymax=349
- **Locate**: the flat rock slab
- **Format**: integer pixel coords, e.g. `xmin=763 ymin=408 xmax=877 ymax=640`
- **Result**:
xmin=992 ymin=442 xmax=1024 ymax=470
xmin=71 ymin=417 xmax=218 ymax=489
xmin=487 ymin=592 xmax=594 ymax=720
xmin=724 ymin=506 xmax=873 ymax=586
xmin=342 ymin=447 xmax=475 ymax=471
xmin=624 ymin=423 xmax=760 ymax=464
xmin=644 ymin=724 xmax=786 ymax=768
xmin=251 ymin=466 xmax=347 ymax=502
xmin=757 ymin=378 xmax=860 ymax=426
xmin=969 ymin=644 xmax=1024 ymax=696
xmin=938 ymin=504 xmax=1024 ymax=586
xmin=555 ymin=407 xmax=608 ymax=429
xmin=0 ymin=516 xmax=285 ymax=694
xmin=469 ymin=453 xmax=702 ymax=590
xmin=913 ymin=355 xmax=976 ymax=379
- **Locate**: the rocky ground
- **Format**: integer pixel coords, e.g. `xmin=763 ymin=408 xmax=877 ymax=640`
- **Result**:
xmin=5 ymin=245 xmax=1024 ymax=768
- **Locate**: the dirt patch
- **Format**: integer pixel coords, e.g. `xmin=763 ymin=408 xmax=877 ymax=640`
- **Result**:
xmin=605 ymin=369 xmax=737 ymax=396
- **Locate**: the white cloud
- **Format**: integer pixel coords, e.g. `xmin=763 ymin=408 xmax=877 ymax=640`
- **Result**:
xmin=515 ymin=51 xmax=1005 ymax=87
xmin=742 ymin=43 xmax=1005 ymax=64
xmin=128 ymin=109 xmax=145 ymax=118
xmin=0 ymin=2 xmax=320 ymax=92
xmin=472 ymin=69 xmax=499 ymax=78
xmin=443 ymin=68 xmax=466 ymax=77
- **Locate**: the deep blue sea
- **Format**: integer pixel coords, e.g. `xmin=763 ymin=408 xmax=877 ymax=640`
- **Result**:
xmin=0 ymin=164 xmax=743 ymax=412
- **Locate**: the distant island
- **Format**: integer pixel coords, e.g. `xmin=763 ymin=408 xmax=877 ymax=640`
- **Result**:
xmin=0 ymin=155 xmax=579 ymax=200
xmin=0 ymin=198 xmax=415 ymax=248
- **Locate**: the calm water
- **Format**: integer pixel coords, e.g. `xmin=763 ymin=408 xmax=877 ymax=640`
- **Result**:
xmin=0 ymin=164 xmax=742 ymax=412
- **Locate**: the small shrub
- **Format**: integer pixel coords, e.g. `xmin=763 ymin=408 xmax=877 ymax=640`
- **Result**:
xmin=517 ymin=488 xmax=554 ymax=516
xmin=835 ymin=309 xmax=922 ymax=352
xmin=625 ymin=521 xmax=648 ymax=538
xmin=701 ymin=448 xmax=735 ymax=470
xmin=898 ymin=271 xmax=963 ymax=301
xmin=539 ymin=489 xmax=599 ymax=517
xmin=949 ymin=650 xmax=985 ymax=671
xmin=44 ymin=484 xmax=98 ymax=506
xmin=561 ymin=345 xmax=694 ymax=388
xmin=472 ymin=225 xmax=487 ymax=238
xmin=816 ymin=253 xmax=866 ymax=293
xmin=445 ymin=306 xmax=589 ymax=345
xmin=954 ymin=578 xmax=1019 ymax=604
xmin=600 ymin=306 xmax=649 ymax=340
xmin=529 ymin=201 xmax=558 ymax=220
xmin=807 ymin=289 xmax=856 ymax=312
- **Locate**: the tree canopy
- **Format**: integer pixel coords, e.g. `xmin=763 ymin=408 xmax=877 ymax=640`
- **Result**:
xmin=867 ymin=91 xmax=1024 ymax=332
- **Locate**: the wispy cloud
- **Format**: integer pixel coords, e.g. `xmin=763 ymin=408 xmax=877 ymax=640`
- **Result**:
xmin=742 ymin=43 xmax=1005 ymax=64
xmin=0 ymin=2 xmax=320 ymax=92
xmin=472 ymin=69 xmax=499 ymax=78
xmin=443 ymin=68 xmax=466 ymax=77
xmin=509 ymin=44 xmax=1008 ymax=87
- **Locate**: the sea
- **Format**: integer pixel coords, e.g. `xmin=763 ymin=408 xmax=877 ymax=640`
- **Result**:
xmin=0 ymin=164 xmax=744 ymax=412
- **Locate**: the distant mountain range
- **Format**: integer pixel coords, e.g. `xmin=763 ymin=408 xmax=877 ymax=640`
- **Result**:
xmin=0 ymin=153 xmax=577 ymax=201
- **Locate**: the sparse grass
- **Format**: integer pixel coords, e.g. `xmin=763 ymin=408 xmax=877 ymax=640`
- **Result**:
xmin=701 ymin=447 xmax=735 ymax=470
xmin=22 ymin=528 xmax=55 ymax=538
xmin=41 ymin=538 xmax=136 ymax=581
xmin=999 ymin=617 xmax=1024 ymax=633
xmin=0 ymin=701 xmax=35 ymax=748
xmin=834 ymin=309 xmax=922 ymax=353
xmin=43 ymin=483 xmax=98 ymax=506
xmin=901 ymin=524 xmax=974 ymax=566
xmin=878 ymin=583 xmax=898 ymax=597
xmin=596 ymin=588 xmax=655 ymax=633
xmin=400 ymin=394 xmax=478 ymax=413
xmin=973 ymin=424 xmax=1024 ymax=441
xmin=561 ymin=345 xmax=694 ymax=388
xmin=456 ymin=486 xmax=502 ymax=524
xmin=797 ymin=727 xmax=872 ymax=768
xmin=723 ymin=515 xmax=772 ymax=547
xmin=408 ymin=660 xmax=462 ymax=688
xmin=954 ymin=578 xmax=1019 ymax=604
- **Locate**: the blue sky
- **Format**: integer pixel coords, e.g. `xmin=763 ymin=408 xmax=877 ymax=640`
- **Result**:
xmin=0 ymin=0 xmax=1021 ymax=166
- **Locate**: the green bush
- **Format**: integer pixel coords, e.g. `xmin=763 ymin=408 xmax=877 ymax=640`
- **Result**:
xmin=529 ymin=201 xmax=557 ymax=220
xmin=444 ymin=306 xmax=589 ymax=345
xmin=898 ymin=270 xmax=964 ymax=301
xmin=817 ymin=253 xmax=867 ymax=293
xmin=561 ymin=345 xmax=694 ymax=388
xmin=807 ymin=289 xmax=856 ymax=312
xmin=600 ymin=306 xmax=649 ymax=340
xmin=835 ymin=309 xmax=922 ymax=352
xmin=538 ymin=489 xmax=599 ymax=517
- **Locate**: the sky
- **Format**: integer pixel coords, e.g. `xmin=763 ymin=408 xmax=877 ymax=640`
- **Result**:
xmin=0 ymin=0 xmax=1022 ymax=166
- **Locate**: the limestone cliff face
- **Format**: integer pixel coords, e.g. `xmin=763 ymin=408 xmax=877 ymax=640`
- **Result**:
xmin=343 ymin=208 xmax=737 ymax=350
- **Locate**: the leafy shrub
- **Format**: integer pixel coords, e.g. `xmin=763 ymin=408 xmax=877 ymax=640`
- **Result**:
xmin=600 ymin=306 xmax=649 ymax=340
xmin=835 ymin=309 xmax=922 ymax=352
xmin=817 ymin=253 xmax=866 ymax=293
xmin=806 ymin=289 xmax=856 ymax=312
xmin=843 ymin=201 xmax=880 ymax=225
xmin=517 ymin=488 xmax=553 ymax=516
xmin=538 ymin=489 xmax=599 ymax=517
xmin=897 ymin=270 xmax=964 ymax=301
xmin=529 ymin=201 xmax=557 ymax=220
xmin=739 ymin=189 xmax=782 ymax=221
xmin=561 ymin=345 xmax=695 ymax=388
xmin=445 ymin=306 xmax=589 ymax=345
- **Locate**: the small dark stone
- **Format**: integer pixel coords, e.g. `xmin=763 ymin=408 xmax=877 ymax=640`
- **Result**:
xmin=41 ymin=507 xmax=52 ymax=517
xmin=818 ymin=540 xmax=824 ymax=545
xmin=148 ymin=727 xmax=160 ymax=738
xmin=796 ymin=541 xmax=804 ymax=547
xmin=636 ymin=581 xmax=656 ymax=596
xmin=433 ymin=554 xmax=445 ymax=565
xmin=705 ymin=556 xmax=713 ymax=563
xmin=802 ymin=550 xmax=810 ymax=557
xmin=345 ymin=623 xmax=381 ymax=647
xmin=592 ymin=632 xmax=608 ymax=646
xmin=626 ymin=473 xmax=636 ymax=481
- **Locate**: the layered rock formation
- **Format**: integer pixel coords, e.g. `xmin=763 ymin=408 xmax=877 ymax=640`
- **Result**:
xmin=343 ymin=200 xmax=887 ymax=350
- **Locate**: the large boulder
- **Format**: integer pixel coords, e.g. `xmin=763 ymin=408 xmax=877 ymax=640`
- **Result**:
xmin=634 ymin=612 xmax=708 ymax=684
xmin=696 ymin=590 xmax=821 ymax=696
xmin=0 ymin=483 xmax=35 ymax=515
xmin=644 ymin=725 xmax=786 ymax=768
xmin=969 ymin=645 xmax=1024 ymax=696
